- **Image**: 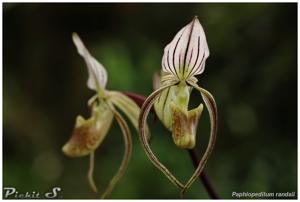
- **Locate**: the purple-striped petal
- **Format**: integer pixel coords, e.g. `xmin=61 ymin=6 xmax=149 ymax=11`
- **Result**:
xmin=72 ymin=33 xmax=108 ymax=90
xmin=162 ymin=17 xmax=209 ymax=80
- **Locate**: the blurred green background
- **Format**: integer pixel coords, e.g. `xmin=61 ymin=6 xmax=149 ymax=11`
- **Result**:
xmin=3 ymin=3 xmax=297 ymax=199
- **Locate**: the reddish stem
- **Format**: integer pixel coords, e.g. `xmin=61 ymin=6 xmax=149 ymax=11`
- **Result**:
xmin=188 ymin=149 xmax=219 ymax=199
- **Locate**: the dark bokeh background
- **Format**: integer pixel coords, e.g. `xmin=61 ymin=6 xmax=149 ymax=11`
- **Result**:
xmin=3 ymin=3 xmax=297 ymax=199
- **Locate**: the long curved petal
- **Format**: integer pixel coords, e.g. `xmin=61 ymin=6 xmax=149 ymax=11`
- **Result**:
xmin=182 ymin=82 xmax=218 ymax=194
xmin=100 ymin=103 xmax=132 ymax=199
xmin=138 ymin=82 xmax=184 ymax=190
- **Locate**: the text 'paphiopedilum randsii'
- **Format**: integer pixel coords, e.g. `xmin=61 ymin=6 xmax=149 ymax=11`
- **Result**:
xmin=138 ymin=16 xmax=218 ymax=195
xmin=62 ymin=33 xmax=149 ymax=199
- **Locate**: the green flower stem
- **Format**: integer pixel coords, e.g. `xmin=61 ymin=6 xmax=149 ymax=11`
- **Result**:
xmin=109 ymin=91 xmax=150 ymax=141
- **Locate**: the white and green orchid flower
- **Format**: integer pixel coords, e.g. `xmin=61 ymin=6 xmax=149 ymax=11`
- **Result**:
xmin=62 ymin=33 xmax=149 ymax=198
xmin=138 ymin=16 xmax=218 ymax=194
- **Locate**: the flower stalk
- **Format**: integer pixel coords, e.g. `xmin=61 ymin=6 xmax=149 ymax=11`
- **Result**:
xmin=187 ymin=149 xmax=219 ymax=199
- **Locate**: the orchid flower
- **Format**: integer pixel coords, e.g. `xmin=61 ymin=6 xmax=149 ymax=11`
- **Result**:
xmin=138 ymin=16 xmax=218 ymax=194
xmin=62 ymin=33 xmax=149 ymax=198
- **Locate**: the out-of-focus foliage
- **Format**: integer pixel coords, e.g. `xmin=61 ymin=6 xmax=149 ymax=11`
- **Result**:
xmin=3 ymin=3 xmax=297 ymax=199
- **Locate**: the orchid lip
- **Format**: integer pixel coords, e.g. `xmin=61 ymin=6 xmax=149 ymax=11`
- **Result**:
xmin=170 ymin=101 xmax=203 ymax=149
